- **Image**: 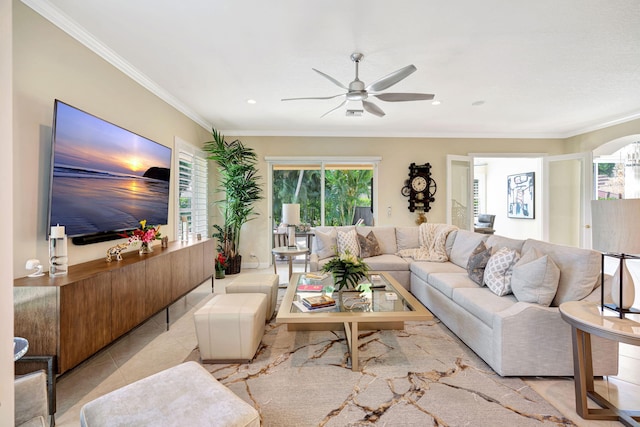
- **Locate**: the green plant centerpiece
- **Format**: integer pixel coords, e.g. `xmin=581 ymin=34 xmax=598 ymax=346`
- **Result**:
xmin=321 ymin=250 xmax=369 ymax=291
xmin=205 ymin=129 xmax=262 ymax=275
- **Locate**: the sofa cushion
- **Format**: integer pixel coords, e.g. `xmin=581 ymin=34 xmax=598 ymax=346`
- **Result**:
xmin=466 ymin=241 xmax=492 ymax=285
xmin=314 ymin=228 xmax=337 ymax=259
xmin=357 ymin=226 xmax=397 ymax=254
xmin=522 ymin=239 xmax=601 ymax=306
xmin=511 ymin=248 xmax=560 ymax=306
xmin=428 ymin=272 xmax=480 ymax=299
xmin=486 ymin=235 xmax=525 ymax=253
xmin=484 ymin=247 xmax=520 ymax=296
xmin=449 ymin=230 xmax=489 ymax=268
xmin=396 ymin=226 xmax=419 ymax=251
xmin=362 ymin=254 xmax=410 ymax=271
xmin=357 ymin=231 xmax=382 ymax=258
xmin=337 ymin=229 xmax=360 ymax=256
xmin=452 ymin=288 xmax=518 ymax=327
xmin=410 ymin=261 xmax=466 ymax=283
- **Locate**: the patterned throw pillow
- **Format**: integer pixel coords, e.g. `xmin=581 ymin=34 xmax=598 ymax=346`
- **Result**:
xmin=357 ymin=231 xmax=381 ymax=258
xmin=337 ymin=229 xmax=360 ymax=257
xmin=484 ymin=247 xmax=521 ymax=296
xmin=466 ymin=241 xmax=492 ymax=285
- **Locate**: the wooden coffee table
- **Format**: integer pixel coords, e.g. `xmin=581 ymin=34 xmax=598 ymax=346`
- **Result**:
xmin=276 ymin=272 xmax=433 ymax=371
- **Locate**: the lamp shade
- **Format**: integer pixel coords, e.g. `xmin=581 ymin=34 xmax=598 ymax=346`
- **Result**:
xmin=282 ymin=203 xmax=300 ymax=225
xmin=591 ymin=199 xmax=640 ymax=254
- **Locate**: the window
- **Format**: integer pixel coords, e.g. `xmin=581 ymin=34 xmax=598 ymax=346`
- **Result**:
xmin=175 ymin=138 xmax=208 ymax=237
xmin=267 ymin=157 xmax=380 ymax=227
xmin=473 ymin=179 xmax=480 ymax=218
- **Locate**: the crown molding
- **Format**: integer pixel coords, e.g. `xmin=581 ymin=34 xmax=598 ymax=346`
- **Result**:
xmin=560 ymin=111 xmax=640 ymax=139
xmin=21 ymin=0 xmax=212 ymax=131
xmin=20 ymin=0 xmax=640 ymax=141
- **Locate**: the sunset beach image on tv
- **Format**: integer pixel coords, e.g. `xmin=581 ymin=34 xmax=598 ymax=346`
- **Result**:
xmin=49 ymin=101 xmax=172 ymax=237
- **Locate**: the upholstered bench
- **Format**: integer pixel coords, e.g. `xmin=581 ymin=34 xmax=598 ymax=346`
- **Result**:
xmin=194 ymin=293 xmax=267 ymax=363
xmin=225 ymin=273 xmax=279 ymax=321
xmin=79 ymin=361 xmax=260 ymax=427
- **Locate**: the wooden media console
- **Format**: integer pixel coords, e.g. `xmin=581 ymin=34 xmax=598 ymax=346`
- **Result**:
xmin=14 ymin=238 xmax=215 ymax=374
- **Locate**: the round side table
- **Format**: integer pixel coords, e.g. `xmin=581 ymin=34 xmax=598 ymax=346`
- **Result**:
xmin=14 ymin=337 xmax=29 ymax=361
xmin=559 ymin=301 xmax=640 ymax=426
xmin=272 ymin=246 xmax=309 ymax=281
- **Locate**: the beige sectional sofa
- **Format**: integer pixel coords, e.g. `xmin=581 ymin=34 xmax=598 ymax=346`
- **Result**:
xmin=310 ymin=225 xmax=619 ymax=377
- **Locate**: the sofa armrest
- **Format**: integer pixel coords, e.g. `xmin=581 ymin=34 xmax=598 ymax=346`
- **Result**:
xmin=492 ymin=302 xmax=618 ymax=376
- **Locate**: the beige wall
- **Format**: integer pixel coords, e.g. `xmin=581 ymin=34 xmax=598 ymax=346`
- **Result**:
xmin=1 ymin=0 xmax=13 ymax=423
xmin=220 ymin=136 xmax=565 ymax=266
xmin=12 ymin=2 xmax=210 ymax=276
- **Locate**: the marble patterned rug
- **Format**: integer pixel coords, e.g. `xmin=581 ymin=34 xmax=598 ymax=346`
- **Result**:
xmin=186 ymin=314 xmax=576 ymax=427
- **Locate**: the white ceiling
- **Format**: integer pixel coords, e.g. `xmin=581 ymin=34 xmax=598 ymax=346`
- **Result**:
xmin=23 ymin=0 xmax=640 ymax=138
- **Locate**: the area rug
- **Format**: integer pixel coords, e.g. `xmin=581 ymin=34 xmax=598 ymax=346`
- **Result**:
xmin=185 ymin=314 xmax=575 ymax=426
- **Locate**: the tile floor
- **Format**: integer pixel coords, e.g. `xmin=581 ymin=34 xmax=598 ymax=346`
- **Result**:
xmin=50 ymin=264 xmax=639 ymax=427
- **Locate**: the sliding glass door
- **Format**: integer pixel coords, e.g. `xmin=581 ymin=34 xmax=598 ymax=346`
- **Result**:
xmin=268 ymin=157 xmax=379 ymax=229
xmin=272 ymin=164 xmax=322 ymax=226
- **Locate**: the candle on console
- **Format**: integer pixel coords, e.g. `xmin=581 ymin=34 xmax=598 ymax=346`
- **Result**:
xmin=51 ymin=225 xmax=66 ymax=238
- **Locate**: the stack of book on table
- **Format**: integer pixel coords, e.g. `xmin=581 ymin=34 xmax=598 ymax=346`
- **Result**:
xmin=297 ymin=272 xmax=331 ymax=292
xmin=293 ymin=294 xmax=336 ymax=312
xmin=303 ymin=295 xmax=335 ymax=309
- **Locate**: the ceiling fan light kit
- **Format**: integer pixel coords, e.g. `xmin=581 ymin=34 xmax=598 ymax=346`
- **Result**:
xmin=282 ymin=52 xmax=435 ymax=118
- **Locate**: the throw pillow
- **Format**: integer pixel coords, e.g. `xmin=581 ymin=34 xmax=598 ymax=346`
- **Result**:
xmin=466 ymin=241 xmax=492 ymax=285
xmin=511 ymin=248 xmax=560 ymax=306
xmin=314 ymin=228 xmax=337 ymax=259
xmin=357 ymin=231 xmax=381 ymax=258
xmin=337 ymin=229 xmax=360 ymax=257
xmin=484 ymin=247 xmax=521 ymax=296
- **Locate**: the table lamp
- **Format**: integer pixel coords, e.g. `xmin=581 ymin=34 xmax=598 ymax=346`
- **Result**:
xmin=591 ymin=199 xmax=640 ymax=313
xmin=282 ymin=203 xmax=300 ymax=248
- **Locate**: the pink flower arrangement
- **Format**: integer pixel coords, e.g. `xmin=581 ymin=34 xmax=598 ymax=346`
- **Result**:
xmin=125 ymin=219 xmax=162 ymax=244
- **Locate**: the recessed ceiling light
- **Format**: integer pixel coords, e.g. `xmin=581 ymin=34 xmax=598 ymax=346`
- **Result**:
xmin=472 ymin=100 xmax=485 ymax=106
xmin=431 ymin=100 xmax=441 ymax=106
xmin=246 ymin=99 xmax=257 ymax=104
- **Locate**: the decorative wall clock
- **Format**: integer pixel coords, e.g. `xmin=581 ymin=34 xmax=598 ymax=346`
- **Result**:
xmin=401 ymin=162 xmax=436 ymax=212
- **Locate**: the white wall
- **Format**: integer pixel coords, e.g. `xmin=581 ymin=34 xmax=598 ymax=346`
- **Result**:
xmin=475 ymin=157 xmax=542 ymax=240
xmin=1 ymin=0 xmax=13 ymax=424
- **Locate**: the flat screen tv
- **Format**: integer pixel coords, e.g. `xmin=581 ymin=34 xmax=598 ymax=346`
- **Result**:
xmin=48 ymin=100 xmax=172 ymax=244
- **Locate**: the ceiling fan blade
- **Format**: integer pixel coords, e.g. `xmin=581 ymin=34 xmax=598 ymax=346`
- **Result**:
xmin=366 ymin=64 xmax=417 ymax=92
xmin=281 ymin=94 xmax=345 ymax=101
xmin=312 ymin=68 xmax=348 ymax=90
xmin=362 ymin=100 xmax=385 ymax=117
xmin=373 ymin=93 xmax=435 ymax=102
xmin=320 ymin=99 xmax=347 ymax=118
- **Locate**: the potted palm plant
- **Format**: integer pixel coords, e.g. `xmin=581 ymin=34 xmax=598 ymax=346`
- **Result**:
xmin=205 ymin=129 xmax=262 ymax=274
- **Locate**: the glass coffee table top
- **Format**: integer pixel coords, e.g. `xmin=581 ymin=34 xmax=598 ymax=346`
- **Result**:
xmin=289 ymin=272 xmax=416 ymax=314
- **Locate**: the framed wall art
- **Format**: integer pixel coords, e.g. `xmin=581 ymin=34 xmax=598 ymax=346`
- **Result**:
xmin=507 ymin=172 xmax=535 ymax=219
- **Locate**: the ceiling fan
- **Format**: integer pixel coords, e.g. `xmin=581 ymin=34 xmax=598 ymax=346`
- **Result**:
xmin=282 ymin=52 xmax=435 ymax=118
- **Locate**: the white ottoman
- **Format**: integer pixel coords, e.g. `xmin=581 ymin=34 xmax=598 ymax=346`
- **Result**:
xmin=225 ymin=273 xmax=279 ymax=321
xmin=194 ymin=293 xmax=267 ymax=363
xmin=80 ymin=361 xmax=259 ymax=427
